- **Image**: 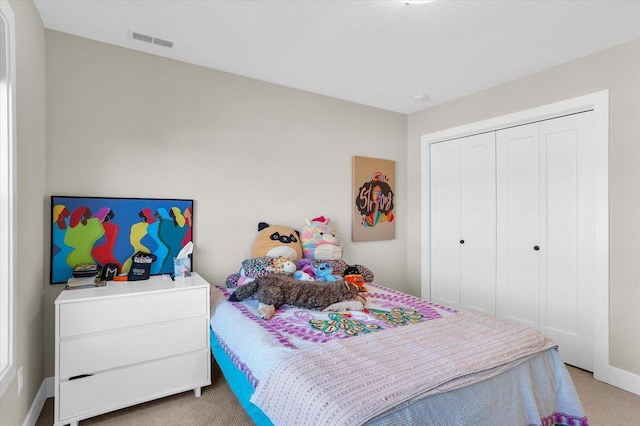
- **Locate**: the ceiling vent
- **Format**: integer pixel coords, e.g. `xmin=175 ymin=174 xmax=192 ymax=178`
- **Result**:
xmin=130 ymin=31 xmax=173 ymax=48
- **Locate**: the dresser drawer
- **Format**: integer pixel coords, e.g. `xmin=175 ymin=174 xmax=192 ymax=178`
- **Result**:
xmin=59 ymin=316 xmax=208 ymax=379
xmin=59 ymin=287 xmax=207 ymax=338
xmin=58 ymin=348 xmax=209 ymax=422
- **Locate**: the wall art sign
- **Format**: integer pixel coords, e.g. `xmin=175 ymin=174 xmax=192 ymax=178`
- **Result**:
xmin=352 ymin=156 xmax=395 ymax=242
xmin=50 ymin=196 xmax=193 ymax=284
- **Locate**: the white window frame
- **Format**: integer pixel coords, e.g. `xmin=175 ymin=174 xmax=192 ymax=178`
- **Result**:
xmin=0 ymin=0 xmax=17 ymax=397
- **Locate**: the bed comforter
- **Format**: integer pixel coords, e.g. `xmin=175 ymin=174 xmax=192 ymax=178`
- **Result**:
xmin=210 ymin=283 xmax=587 ymax=426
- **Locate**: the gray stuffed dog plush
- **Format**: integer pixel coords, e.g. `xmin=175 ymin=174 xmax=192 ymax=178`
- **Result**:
xmin=229 ymin=274 xmax=364 ymax=320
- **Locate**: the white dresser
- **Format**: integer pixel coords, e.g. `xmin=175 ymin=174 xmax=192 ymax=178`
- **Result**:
xmin=54 ymin=273 xmax=211 ymax=426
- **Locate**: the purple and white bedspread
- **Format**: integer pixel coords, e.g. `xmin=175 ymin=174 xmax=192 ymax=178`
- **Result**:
xmin=210 ymin=283 xmax=588 ymax=426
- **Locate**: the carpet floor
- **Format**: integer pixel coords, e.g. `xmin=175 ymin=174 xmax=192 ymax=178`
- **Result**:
xmin=36 ymin=359 xmax=252 ymax=426
xmin=36 ymin=361 xmax=639 ymax=425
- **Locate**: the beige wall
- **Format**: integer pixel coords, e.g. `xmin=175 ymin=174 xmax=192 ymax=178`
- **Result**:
xmin=0 ymin=1 xmax=46 ymax=425
xmin=42 ymin=31 xmax=407 ymax=377
xmin=407 ymin=39 xmax=640 ymax=376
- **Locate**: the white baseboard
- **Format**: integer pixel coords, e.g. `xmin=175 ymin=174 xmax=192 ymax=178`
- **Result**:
xmin=22 ymin=377 xmax=54 ymax=426
xmin=596 ymin=365 xmax=640 ymax=396
xmin=45 ymin=376 xmax=54 ymax=398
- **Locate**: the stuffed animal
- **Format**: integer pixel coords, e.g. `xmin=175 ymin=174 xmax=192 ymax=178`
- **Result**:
xmin=314 ymin=262 xmax=342 ymax=282
xmin=226 ymin=222 xmax=303 ymax=288
xmin=300 ymin=216 xmax=343 ymax=260
xmin=322 ymin=300 xmax=365 ymax=312
xmin=295 ymin=258 xmax=316 ymax=278
xmin=226 ymin=256 xmax=275 ymax=288
xmin=226 ymin=256 xmax=299 ymax=288
xmin=236 ymin=276 xmax=255 ymax=287
xmin=252 ymin=222 xmax=303 ymax=260
xmin=226 ymin=273 xmax=242 ymax=288
xmin=299 ymin=216 xmax=375 ymax=283
xmin=293 ymin=270 xmax=314 ymax=281
xmin=266 ymin=256 xmax=297 ymax=275
xmin=296 ymin=256 xmax=375 ymax=284
xmin=228 ymin=274 xmax=364 ymax=320
xmin=343 ymin=265 xmax=367 ymax=292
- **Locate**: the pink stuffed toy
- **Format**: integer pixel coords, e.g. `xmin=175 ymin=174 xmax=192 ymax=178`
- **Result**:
xmin=299 ymin=216 xmax=375 ymax=284
xmin=300 ymin=216 xmax=343 ymax=260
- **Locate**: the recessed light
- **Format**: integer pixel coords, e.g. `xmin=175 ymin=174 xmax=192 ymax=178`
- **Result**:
xmin=413 ymin=94 xmax=429 ymax=102
xmin=404 ymin=1 xmax=435 ymax=5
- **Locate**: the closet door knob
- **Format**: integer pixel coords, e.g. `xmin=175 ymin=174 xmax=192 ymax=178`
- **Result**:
xmin=533 ymin=245 xmax=540 ymax=251
xmin=460 ymin=240 xmax=465 ymax=244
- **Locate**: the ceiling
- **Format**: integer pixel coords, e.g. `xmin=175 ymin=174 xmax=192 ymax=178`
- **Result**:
xmin=34 ymin=0 xmax=640 ymax=114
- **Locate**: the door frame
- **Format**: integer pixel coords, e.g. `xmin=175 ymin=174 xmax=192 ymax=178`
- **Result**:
xmin=420 ymin=91 xmax=635 ymax=394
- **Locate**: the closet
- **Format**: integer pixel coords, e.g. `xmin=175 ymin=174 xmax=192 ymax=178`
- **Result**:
xmin=430 ymin=111 xmax=595 ymax=371
xmin=430 ymin=132 xmax=496 ymax=316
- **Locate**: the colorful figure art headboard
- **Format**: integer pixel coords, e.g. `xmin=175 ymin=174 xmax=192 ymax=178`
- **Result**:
xmin=50 ymin=196 xmax=193 ymax=283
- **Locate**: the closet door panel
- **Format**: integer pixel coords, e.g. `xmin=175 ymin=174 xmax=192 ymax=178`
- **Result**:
xmin=540 ymin=122 xmax=578 ymax=331
xmin=496 ymin=123 xmax=539 ymax=328
xmin=459 ymin=133 xmax=496 ymax=315
xmin=539 ymin=112 xmax=594 ymax=371
xmin=430 ymin=140 xmax=461 ymax=308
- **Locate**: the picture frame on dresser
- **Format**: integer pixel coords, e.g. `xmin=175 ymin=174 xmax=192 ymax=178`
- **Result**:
xmin=50 ymin=196 xmax=193 ymax=283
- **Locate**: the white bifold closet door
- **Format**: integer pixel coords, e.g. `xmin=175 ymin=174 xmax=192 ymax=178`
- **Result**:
xmin=431 ymin=132 xmax=496 ymax=315
xmin=496 ymin=111 xmax=595 ymax=371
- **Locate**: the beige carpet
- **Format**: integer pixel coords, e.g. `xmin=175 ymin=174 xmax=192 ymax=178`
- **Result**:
xmin=36 ymin=359 xmax=252 ymax=426
xmin=566 ymin=365 xmax=639 ymax=425
xmin=37 ymin=362 xmax=639 ymax=425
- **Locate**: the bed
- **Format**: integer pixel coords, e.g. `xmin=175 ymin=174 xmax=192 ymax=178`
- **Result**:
xmin=209 ymin=282 xmax=588 ymax=426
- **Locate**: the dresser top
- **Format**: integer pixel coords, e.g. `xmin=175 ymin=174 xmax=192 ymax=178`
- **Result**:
xmin=55 ymin=272 xmax=210 ymax=304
